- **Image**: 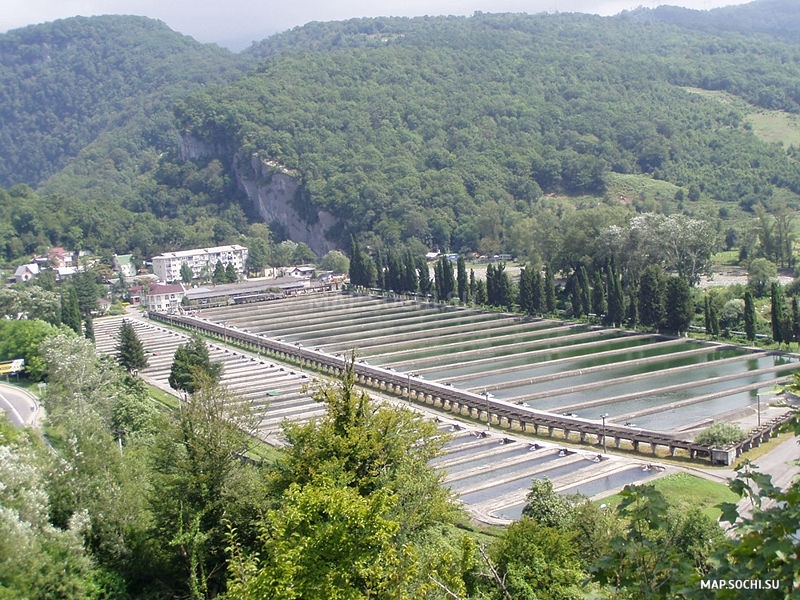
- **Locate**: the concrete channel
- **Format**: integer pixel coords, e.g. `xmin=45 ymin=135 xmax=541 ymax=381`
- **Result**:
xmin=91 ymin=310 xmax=666 ymax=524
xmin=91 ymin=290 xmax=800 ymax=522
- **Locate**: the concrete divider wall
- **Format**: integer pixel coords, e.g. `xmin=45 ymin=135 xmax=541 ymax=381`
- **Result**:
xmin=148 ymin=311 xmax=746 ymax=463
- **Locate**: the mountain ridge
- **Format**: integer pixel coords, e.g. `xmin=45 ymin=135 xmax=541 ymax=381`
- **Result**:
xmin=1 ymin=5 xmax=799 ymax=264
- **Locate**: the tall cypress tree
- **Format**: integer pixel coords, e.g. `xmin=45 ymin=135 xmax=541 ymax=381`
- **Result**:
xmin=348 ymin=237 xmax=376 ymax=288
xmin=386 ymin=251 xmax=403 ymax=292
xmin=578 ymin=266 xmax=592 ymax=316
xmin=744 ymin=289 xmax=756 ymax=341
xmin=494 ymin=263 xmax=512 ymax=310
xmin=433 ymin=259 xmax=443 ymax=300
xmin=627 ymin=287 xmax=639 ymax=327
xmin=664 ymin=276 xmax=692 ymax=335
xmin=709 ymin=301 xmax=720 ymax=337
xmin=61 ymin=288 xmax=82 ymax=334
xmin=771 ymin=281 xmax=784 ymax=344
xmin=474 ymin=278 xmax=487 ymax=305
xmin=404 ymin=250 xmax=418 ymax=294
xmin=456 ymin=256 xmax=468 ymax=303
xmin=417 ymin=257 xmax=432 ymax=296
xmin=544 ymin=266 xmax=556 ymax=314
xmin=569 ymin=272 xmax=582 ymax=317
xmin=72 ymin=270 xmax=99 ymax=316
xmin=117 ymin=320 xmax=148 ymax=373
xmin=704 ymin=296 xmax=720 ymax=338
xmin=485 ymin=263 xmax=496 ymax=306
xmin=349 ymin=237 xmax=364 ymax=287
xmin=434 ymin=256 xmax=454 ymax=301
xmin=532 ymin=269 xmax=543 ymax=315
xmin=591 ymin=270 xmax=606 ymax=318
xmin=469 ymin=268 xmax=477 ymax=304
xmin=518 ymin=267 xmax=533 ymax=314
xmin=605 ymin=263 xmax=625 ymax=327
xmin=638 ymin=265 xmax=665 ymax=330
xmin=83 ymin=316 xmax=94 ymax=342
xmin=362 ymin=253 xmax=378 ymax=289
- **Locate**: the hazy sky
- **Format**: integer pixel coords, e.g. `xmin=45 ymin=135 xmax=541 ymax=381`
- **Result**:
xmin=1 ymin=1 xmax=752 ymax=50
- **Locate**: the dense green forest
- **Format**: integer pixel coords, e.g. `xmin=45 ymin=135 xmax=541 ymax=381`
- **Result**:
xmin=186 ymin=10 xmax=800 ymax=257
xmin=0 ymin=16 xmax=252 ymax=188
xmin=1 ymin=2 xmax=800 ymax=269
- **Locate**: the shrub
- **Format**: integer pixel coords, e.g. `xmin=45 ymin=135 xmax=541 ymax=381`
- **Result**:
xmin=695 ymin=422 xmax=746 ymax=446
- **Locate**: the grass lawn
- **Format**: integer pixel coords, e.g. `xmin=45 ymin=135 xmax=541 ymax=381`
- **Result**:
xmin=712 ymin=249 xmax=740 ymax=267
xmin=605 ymin=172 xmax=680 ymax=205
xmin=597 ymin=471 xmax=739 ymax=521
xmin=148 ymin=385 xmax=179 ymax=410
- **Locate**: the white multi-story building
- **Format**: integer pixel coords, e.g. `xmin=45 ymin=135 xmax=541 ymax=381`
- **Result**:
xmin=151 ymin=245 xmax=249 ymax=283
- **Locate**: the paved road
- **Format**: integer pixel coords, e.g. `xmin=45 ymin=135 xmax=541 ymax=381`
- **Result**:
xmin=734 ymin=434 xmax=800 ymax=519
xmin=0 ymin=383 xmax=42 ymax=428
xmin=746 ymin=434 xmax=800 ymax=489
xmin=692 ymin=432 xmax=800 ymax=528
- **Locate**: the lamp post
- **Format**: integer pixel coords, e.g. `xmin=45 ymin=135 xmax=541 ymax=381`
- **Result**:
xmin=407 ymin=372 xmax=418 ymax=401
xmin=756 ymin=392 xmax=762 ymax=428
xmin=484 ymin=391 xmax=491 ymax=430
xmin=601 ymin=413 xmax=609 ymax=454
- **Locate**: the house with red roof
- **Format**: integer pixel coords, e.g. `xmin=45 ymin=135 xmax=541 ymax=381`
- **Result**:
xmin=142 ymin=282 xmax=186 ymax=313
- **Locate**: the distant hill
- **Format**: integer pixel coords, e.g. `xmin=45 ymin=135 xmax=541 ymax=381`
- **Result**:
xmin=181 ymin=10 xmax=800 ymax=251
xmin=628 ymin=0 xmax=800 ymax=39
xmin=1 ymin=6 xmax=799 ymax=265
xmin=0 ymin=15 xmax=252 ymax=188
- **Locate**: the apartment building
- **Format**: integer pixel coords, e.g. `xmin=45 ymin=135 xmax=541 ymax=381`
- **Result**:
xmin=151 ymin=245 xmax=248 ymax=283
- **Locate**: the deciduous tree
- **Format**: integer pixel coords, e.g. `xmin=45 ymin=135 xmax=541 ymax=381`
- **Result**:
xmin=227 ymin=357 xmax=459 ymax=599
xmin=149 ymin=381 xmax=258 ymax=599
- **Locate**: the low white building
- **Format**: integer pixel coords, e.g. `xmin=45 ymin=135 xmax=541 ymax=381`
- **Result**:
xmin=143 ymin=282 xmax=185 ymax=313
xmin=286 ymin=265 xmax=315 ymax=278
xmin=113 ymin=254 xmax=137 ymax=278
xmin=151 ymin=245 xmax=248 ymax=283
xmin=13 ymin=263 xmax=39 ymax=283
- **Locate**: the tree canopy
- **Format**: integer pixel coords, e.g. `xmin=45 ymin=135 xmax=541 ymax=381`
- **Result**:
xmin=168 ymin=335 xmax=224 ymax=395
xmin=116 ymin=321 xmax=149 ymax=373
xmin=1 ymin=9 xmax=800 ymax=265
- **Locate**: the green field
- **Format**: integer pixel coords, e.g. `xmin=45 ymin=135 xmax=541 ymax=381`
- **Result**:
xmin=605 ymin=172 xmax=681 ymax=206
xmin=598 ymin=471 xmax=740 ymax=521
xmin=684 ymin=87 xmax=800 ymax=148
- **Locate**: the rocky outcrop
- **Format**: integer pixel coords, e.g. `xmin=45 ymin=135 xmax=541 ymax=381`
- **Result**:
xmin=177 ymin=133 xmax=338 ymax=257
xmin=236 ymin=154 xmax=338 ymax=257
xmin=177 ymin=132 xmax=231 ymax=162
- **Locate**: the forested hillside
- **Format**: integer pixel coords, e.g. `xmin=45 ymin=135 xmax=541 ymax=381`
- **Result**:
xmin=0 ymin=16 xmax=252 ymax=188
xmin=1 ymin=4 xmax=800 ymax=266
xmin=182 ymin=10 xmax=800 ymax=255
